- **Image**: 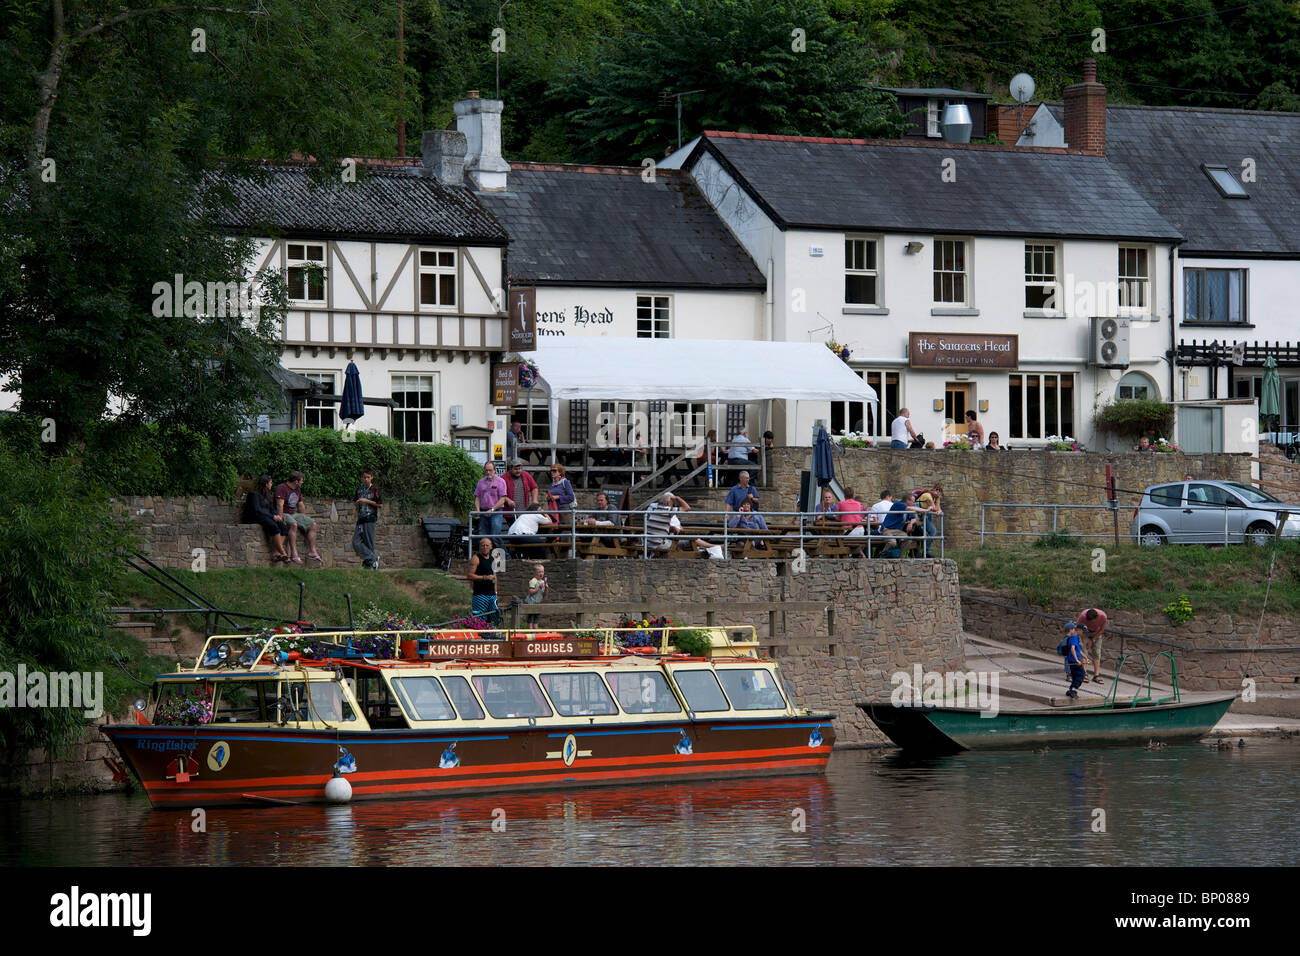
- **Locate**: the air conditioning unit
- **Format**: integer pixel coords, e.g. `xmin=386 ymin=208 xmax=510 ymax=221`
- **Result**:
xmin=1090 ymin=316 xmax=1130 ymax=367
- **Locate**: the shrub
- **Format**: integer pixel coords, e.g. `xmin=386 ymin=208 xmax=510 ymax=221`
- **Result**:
xmin=1164 ymin=594 xmax=1194 ymax=626
xmin=1094 ymin=399 xmax=1175 ymax=441
xmin=1034 ymin=530 xmax=1080 ymax=549
xmin=238 ymin=429 xmax=478 ymax=514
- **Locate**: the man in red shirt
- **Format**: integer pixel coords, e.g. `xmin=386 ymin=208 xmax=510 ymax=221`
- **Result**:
xmin=502 ymin=458 xmax=539 ymax=524
xmin=1077 ymin=607 xmax=1108 ymax=683
xmin=274 ymin=471 xmax=321 ymax=565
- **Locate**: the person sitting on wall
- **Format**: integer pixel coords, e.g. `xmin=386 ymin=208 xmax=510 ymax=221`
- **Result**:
xmin=243 ymin=474 xmax=290 ymax=563
xmin=985 ymin=432 xmax=1004 ymax=451
xmin=274 ymin=470 xmax=322 ymax=565
xmin=891 ymin=408 xmax=918 ymax=449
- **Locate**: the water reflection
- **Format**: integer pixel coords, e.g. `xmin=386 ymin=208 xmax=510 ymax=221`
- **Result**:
xmin=3 ymin=741 xmax=1297 ymax=866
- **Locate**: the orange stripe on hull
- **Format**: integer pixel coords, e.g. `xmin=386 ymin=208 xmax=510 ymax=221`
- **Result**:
xmin=141 ymin=745 xmax=833 ymax=793
xmin=142 ymin=754 xmax=830 ymax=804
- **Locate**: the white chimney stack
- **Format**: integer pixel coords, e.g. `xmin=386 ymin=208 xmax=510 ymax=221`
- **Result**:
xmin=454 ymin=91 xmax=511 ymax=192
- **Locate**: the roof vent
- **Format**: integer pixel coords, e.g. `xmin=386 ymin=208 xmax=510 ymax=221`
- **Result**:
xmin=941 ymin=103 xmax=973 ymax=143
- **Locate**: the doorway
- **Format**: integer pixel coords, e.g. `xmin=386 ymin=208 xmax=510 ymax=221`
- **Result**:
xmin=945 ymin=383 xmax=972 ymax=438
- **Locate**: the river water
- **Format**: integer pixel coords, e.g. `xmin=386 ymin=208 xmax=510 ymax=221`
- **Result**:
xmin=4 ymin=741 xmax=1298 ymax=866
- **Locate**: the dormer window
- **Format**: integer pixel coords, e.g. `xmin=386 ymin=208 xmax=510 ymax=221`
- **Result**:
xmin=1201 ymin=164 xmax=1248 ymax=199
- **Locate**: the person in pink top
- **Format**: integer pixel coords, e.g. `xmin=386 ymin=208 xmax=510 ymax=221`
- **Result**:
xmin=474 ymin=461 xmax=510 ymax=547
xmin=839 ymin=486 xmax=866 ymax=558
xmin=1077 ymin=607 xmax=1109 ymax=683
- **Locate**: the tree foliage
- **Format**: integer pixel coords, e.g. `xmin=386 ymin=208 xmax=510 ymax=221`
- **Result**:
xmin=553 ymin=0 xmax=908 ymax=163
xmin=0 ymin=440 xmax=150 ymax=757
xmin=0 ymin=1 xmax=410 ymax=452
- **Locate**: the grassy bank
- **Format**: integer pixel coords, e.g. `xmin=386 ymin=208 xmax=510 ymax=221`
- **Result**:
xmin=952 ymin=541 xmax=1300 ymax=615
xmin=115 ymin=568 xmax=471 ymax=632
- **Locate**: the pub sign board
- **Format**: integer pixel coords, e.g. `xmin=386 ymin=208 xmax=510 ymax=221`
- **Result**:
xmin=909 ymin=332 xmax=1019 ymax=369
xmin=492 ymin=363 xmax=519 ymax=405
xmin=509 ymin=287 xmax=537 ymax=352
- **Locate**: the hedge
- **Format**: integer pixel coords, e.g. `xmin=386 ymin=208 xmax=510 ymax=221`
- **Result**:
xmin=238 ymin=429 xmax=478 ymax=513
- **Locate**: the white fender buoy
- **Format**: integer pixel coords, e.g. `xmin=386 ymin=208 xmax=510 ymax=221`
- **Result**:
xmin=324 ymin=771 xmax=353 ymax=803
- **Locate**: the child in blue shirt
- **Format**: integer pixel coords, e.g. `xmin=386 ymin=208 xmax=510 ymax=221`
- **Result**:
xmin=1064 ymin=623 xmax=1088 ymax=699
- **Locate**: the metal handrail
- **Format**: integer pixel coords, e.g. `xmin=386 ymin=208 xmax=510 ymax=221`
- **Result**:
xmin=194 ymin=625 xmax=760 ymax=668
xmin=468 ymin=506 xmax=945 ymax=559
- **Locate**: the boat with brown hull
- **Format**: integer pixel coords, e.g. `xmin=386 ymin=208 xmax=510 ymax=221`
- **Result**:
xmin=102 ymin=627 xmax=834 ymax=809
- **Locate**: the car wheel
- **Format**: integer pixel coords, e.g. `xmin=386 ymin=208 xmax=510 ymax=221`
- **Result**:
xmin=1138 ymin=527 xmax=1166 ymax=547
xmin=1246 ymin=522 xmax=1275 ymax=547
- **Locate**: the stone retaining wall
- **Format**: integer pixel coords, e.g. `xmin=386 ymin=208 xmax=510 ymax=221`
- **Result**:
xmin=1259 ymin=443 xmax=1300 ymax=505
xmin=497 ymin=557 xmax=966 ymax=746
xmin=119 ymin=496 xmax=433 ymax=569
xmin=960 ymin=587 xmax=1298 ymax=691
xmin=763 ymin=448 xmax=1252 ymax=551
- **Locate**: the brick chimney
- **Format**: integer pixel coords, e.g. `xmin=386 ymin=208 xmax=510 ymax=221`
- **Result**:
xmin=454 ymin=91 xmax=511 ymax=192
xmin=420 ymin=129 xmax=467 ymax=186
xmin=1063 ymin=58 xmax=1106 ymax=156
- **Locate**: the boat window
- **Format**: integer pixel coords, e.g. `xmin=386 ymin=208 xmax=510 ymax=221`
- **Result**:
xmin=540 ymin=672 xmax=619 ymax=717
xmin=392 ymin=677 xmax=457 ymax=721
xmin=673 ymin=670 xmax=731 ymax=712
xmin=354 ymin=672 xmax=406 ymax=728
xmin=716 ymin=668 xmax=787 ymax=711
xmin=307 ymin=680 xmax=355 ymax=722
xmin=606 ymin=671 xmax=682 ymax=715
xmin=440 ymin=675 xmax=485 ymax=720
xmin=472 ymin=674 xmax=553 ymax=719
xmin=213 ymin=680 xmax=274 ymax=723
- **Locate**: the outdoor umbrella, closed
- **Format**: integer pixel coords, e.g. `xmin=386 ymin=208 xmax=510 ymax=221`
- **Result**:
xmin=340 ymin=361 xmax=365 ymax=425
xmin=1261 ymin=355 xmax=1281 ymax=427
xmin=813 ymin=426 xmax=836 ymax=487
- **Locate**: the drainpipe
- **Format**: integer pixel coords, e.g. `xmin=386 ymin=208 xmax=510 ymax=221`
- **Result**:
xmin=1168 ymin=241 xmax=1179 ymax=400
xmin=765 ymin=256 xmax=775 ymax=342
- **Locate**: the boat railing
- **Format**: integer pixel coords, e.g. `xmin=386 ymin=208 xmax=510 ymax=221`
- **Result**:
xmin=1104 ymin=651 xmax=1181 ymax=709
xmin=191 ymin=625 xmax=760 ymax=670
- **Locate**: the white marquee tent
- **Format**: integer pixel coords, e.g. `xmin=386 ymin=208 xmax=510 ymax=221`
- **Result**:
xmin=532 ymin=338 xmax=878 ymax=444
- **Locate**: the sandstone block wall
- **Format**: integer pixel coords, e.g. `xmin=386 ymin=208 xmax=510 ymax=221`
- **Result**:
xmin=960 ymin=587 xmax=1299 ymax=691
xmin=498 ymin=557 xmax=966 ymax=746
xmin=766 ymin=448 xmax=1252 ymax=551
xmin=119 ymin=496 xmax=435 ymax=569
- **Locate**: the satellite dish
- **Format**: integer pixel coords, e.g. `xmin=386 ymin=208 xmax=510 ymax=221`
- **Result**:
xmin=1010 ymin=73 xmax=1036 ymax=103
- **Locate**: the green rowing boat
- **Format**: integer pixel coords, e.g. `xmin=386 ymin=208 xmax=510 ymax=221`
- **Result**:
xmin=859 ymin=650 xmax=1236 ymax=754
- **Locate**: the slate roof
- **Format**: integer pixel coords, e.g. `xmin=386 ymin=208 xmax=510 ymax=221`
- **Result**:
xmin=1050 ymin=104 xmax=1300 ymax=256
xmin=209 ymin=161 xmax=508 ymax=245
xmin=478 ymin=164 xmax=766 ymax=290
xmin=690 ymin=131 xmax=1181 ymax=242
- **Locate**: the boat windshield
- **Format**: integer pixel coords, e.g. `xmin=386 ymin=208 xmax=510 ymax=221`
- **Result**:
xmin=716 ymin=668 xmax=787 ymax=710
xmin=392 ymin=677 xmax=457 ymax=721
xmin=472 ymin=674 xmax=553 ymax=719
xmin=673 ymin=670 xmax=731 ymax=712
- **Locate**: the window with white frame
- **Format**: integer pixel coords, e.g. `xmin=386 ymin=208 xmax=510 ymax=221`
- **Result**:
xmin=286 ymin=243 xmax=326 ymax=302
xmin=926 ymin=100 xmax=942 ymax=137
xmin=1008 ymin=373 xmax=1075 ymax=440
xmin=391 ymin=374 xmax=436 ymax=443
xmin=636 ymin=295 xmax=671 ymax=338
xmin=831 ymin=368 xmax=900 ymax=439
xmin=418 ymin=249 xmax=457 ymax=308
xmin=1118 ymin=246 xmax=1150 ymax=312
xmin=845 ymin=237 xmax=880 ymax=305
xmin=1184 ymin=268 xmax=1246 ymax=324
xmin=933 ymin=239 xmax=969 ymax=305
xmin=1024 ymin=242 xmax=1060 ymax=309
xmin=299 ymin=372 xmax=336 ymax=429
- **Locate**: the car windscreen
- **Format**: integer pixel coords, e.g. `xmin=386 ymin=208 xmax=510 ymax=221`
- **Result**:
xmin=1226 ymin=483 xmax=1280 ymax=505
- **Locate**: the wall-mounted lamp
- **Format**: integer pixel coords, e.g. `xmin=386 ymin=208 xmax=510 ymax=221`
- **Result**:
xmin=905 ymin=241 xmax=925 ymax=255
xmin=979 ymin=400 xmax=989 ymax=413
xmin=932 ymin=398 xmax=945 ymax=412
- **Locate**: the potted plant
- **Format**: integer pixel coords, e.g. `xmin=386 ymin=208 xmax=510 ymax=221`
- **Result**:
xmin=1044 ymin=435 xmax=1081 ymax=451
xmin=518 ymin=358 xmax=540 ymax=389
xmin=825 ymin=341 xmax=852 ymax=363
xmin=835 ymin=431 xmax=873 ymax=448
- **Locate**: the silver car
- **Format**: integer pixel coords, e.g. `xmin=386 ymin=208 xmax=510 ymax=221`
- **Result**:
xmin=1130 ymin=480 xmax=1300 ymax=546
